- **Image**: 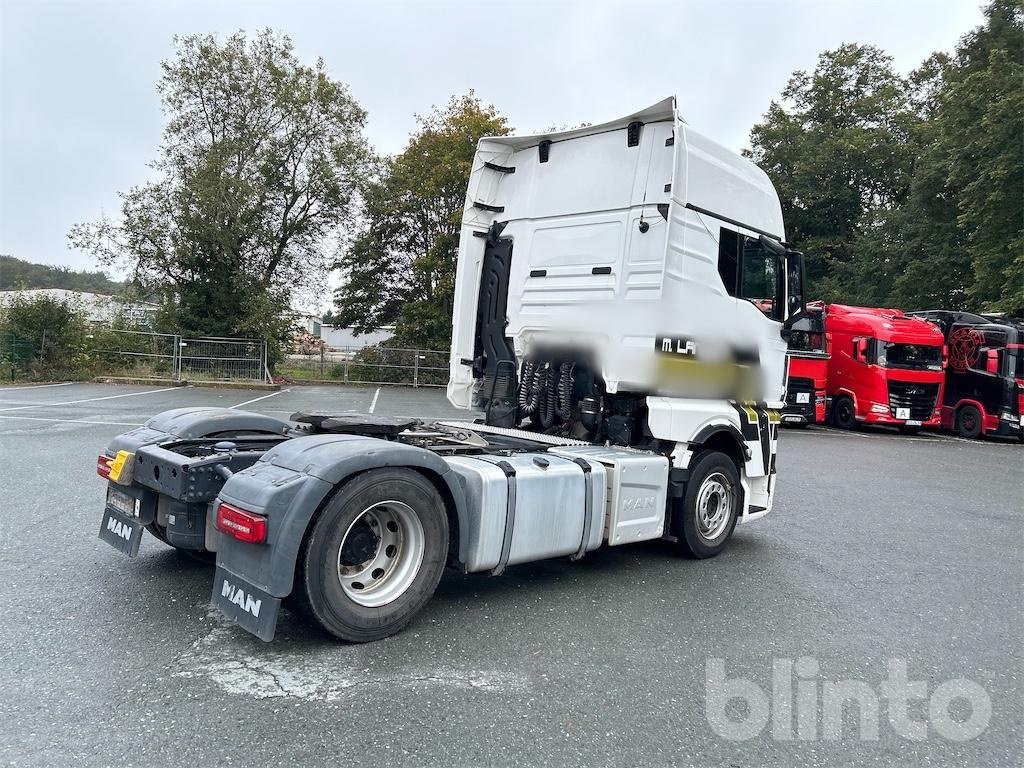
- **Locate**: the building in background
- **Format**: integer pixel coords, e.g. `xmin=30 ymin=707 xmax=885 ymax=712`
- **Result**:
xmin=0 ymin=288 xmax=159 ymax=327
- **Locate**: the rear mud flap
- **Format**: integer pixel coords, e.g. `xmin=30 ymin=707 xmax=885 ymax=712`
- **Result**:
xmin=211 ymin=565 xmax=281 ymax=642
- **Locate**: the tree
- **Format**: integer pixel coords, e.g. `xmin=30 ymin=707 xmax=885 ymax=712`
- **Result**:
xmin=69 ymin=30 xmax=372 ymax=349
xmin=334 ymin=93 xmax=510 ymax=350
xmin=746 ymin=44 xmax=917 ymax=303
xmin=933 ymin=0 xmax=1023 ymax=313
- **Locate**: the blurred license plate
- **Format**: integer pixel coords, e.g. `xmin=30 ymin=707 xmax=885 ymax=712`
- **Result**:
xmin=906 ymin=420 xmax=922 ymax=426
xmin=106 ymin=487 xmax=136 ymax=516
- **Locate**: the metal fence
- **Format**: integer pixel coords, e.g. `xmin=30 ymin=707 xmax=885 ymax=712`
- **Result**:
xmin=277 ymin=346 xmax=448 ymax=387
xmin=177 ymin=336 xmax=268 ymax=383
xmin=89 ymin=330 xmax=269 ymax=384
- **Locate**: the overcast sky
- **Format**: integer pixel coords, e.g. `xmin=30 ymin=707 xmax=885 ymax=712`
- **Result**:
xmin=1 ymin=0 xmax=985 ymax=281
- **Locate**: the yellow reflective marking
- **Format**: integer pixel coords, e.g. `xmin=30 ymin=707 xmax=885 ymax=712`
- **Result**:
xmin=107 ymin=450 xmax=132 ymax=483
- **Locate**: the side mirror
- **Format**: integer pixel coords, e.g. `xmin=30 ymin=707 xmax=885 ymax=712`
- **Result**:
xmin=985 ymin=349 xmax=999 ymax=375
xmin=782 ymin=249 xmax=807 ymax=327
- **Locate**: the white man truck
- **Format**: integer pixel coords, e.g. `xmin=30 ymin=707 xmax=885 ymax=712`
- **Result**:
xmin=96 ymin=98 xmax=806 ymax=642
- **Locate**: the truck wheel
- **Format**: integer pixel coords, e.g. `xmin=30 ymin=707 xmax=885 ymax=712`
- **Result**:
xmin=675 ymin=451 xmax=740 ymax=559
xmin=832 ymin=396 xmax=856 ymax=429
xmin=297 ymin=468 xmax=449 ymax=642
xmin=955 ymin=405 xmax=983 ymax=439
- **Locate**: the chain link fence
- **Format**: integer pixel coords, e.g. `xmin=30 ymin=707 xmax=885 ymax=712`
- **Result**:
xmin=2 ymin=332 xmax=36 ymax=382
xmin=277 ymin=346 xmax=448 ymax=387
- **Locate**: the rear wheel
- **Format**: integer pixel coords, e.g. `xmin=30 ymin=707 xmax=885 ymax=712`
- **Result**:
xmin=297 ymin=468 xmax=449 ymax=642
xmin=831 ymin=396 xmax=857 ymax=429
xmin=675 ymin=451 xmax=740 ymax=559
xmin=955 ymin=405 xmax=983 ymax=439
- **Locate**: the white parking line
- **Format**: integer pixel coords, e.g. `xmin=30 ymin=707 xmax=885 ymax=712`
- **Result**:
xmin=230 ymin=388 xmax=291 ymax=409
xmin=0 ymin=381 xmax=75 ymax=392
xmin=0 ymin=386 xmax=185 ymax=413
xmin=0 ymin=414 xmax=143 ymax=427
xmin=369 ymin=388 xmax=381 ymax=413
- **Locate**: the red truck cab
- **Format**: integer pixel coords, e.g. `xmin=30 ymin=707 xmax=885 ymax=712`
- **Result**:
xmin=783 ymin=301 xmax=829 ymax=426
xmin=825 ymin=304 xmax=946 ymax=431
xmin=909 ymin=310 xmax=1024 ymax=439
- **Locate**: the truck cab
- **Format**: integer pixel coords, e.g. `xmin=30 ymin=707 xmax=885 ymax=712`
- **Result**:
xmin=909 ymin=310 xmax=1024 ymax=439
xmin=824 ymin=304 xmax=946 ymax=431
xmin=95 ymin=98 xmax=806 ymax=643
xmin=782 ymin=301 xmax=829 ymax=426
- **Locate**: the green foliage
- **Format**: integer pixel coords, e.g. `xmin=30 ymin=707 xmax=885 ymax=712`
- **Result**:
xmin=0 ymin=255 xmax=123 ymax=293
xmin=748 ymin=1 xmax=1023 ymax=315
xmin=69 ymin=29 xmax=373 ymax=359
xmin=0 ymin=294 xmax=90 ymax=379
xmin=334 ymin=92 xmax=510 ymax=350
xmin=746 ymin=43 xmax=918 ymax=300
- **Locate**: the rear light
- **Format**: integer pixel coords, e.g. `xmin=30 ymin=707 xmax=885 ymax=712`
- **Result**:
xmin=97 ymin=454 xmax=113 ymax=479
xmin=216 ymin=502 xmax=267 ymax=544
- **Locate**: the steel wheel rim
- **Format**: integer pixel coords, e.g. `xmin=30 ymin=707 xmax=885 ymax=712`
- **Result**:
xmin=337 ymin=501 xmax=425 ymax=607
xmin=696 ymin=472 xmax=733 ymax=541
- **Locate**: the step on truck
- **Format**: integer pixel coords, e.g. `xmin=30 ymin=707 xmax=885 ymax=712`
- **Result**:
xmin=96 ymin=97 xmax=806 ymax=642
xmin=782 ymin=301 xmax=829 ymax=426
xmin=909 ymin=310 xmax=1024 ymax=439
xmin=824 ymin=304 xmax=946 ymax=432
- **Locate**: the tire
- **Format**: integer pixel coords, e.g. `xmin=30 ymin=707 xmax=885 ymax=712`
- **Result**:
xmin=831 ymin=396 xmax=857 ymax=429
xmin=296 ymin=468 xmax=449 ymax=642
xmin=955 ymin=405 xmax=983 ymax=439
xmin=674 ymin=451 xmax=741 ymax=559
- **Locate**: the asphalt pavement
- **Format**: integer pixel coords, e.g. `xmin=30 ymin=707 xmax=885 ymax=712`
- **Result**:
xmin=0 ymin=382 xmax=1020 ymax=767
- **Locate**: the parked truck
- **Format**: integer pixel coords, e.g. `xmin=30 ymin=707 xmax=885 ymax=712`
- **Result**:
xmin=96 ymin=98 xmax=806 ymax=642
xmin=908 ymin=310 xmax=1024 ymax=439
xmin=782 ymin=301 xmax=829 ymax=426
xmin=824 ymin=304 xmax=945 ymax=432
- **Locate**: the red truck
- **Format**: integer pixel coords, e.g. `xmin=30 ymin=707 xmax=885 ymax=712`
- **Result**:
xmin=824 ymin=304 xmax=946 ymax=432
xmin=782 ymin=301 xmax=829 ymax=426
xmin=909 ymin=310 xmax=1024 ymax=439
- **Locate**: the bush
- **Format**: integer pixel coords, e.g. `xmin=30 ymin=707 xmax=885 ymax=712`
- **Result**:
xmin=0 ymin=294 xmax=90 ymax=380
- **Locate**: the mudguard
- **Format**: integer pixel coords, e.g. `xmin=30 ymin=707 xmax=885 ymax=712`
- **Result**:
xmin=106 ymin=407 xmax=291 ymax=455
xmin=214 ymin=433 xmax=471 ymax=604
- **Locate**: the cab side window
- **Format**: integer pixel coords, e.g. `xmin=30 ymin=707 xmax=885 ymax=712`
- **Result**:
xmin=717 ymin=227 xmax=783 ymax=321
xmin=717 ymin=228 xmax=740 ymax=297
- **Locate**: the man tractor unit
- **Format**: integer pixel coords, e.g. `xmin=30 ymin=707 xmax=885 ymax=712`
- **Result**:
xmin=96 ymin=98 xmax=806 ymax=642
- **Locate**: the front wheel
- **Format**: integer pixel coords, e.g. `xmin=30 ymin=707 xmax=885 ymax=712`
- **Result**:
xmin=955 ymin=405 xmax=983 ymax=439
xmin=674 ymin=451 xmax=741 ymax=559
xmin=297 ymin=468 xmax=449 ymax=642
xmin=831 ymin=396 xmax=857 ymax=429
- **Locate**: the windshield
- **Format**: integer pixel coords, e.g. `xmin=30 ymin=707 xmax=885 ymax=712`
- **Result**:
xmin=877 ymin=342 xmax=942 ymax=371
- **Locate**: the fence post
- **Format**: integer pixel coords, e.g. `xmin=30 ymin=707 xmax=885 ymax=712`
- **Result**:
xmin=344 ymin=354 xmax=349 ymax=384
xmin=320 ymin=345 xmax=325 ymax=378
xmin=413 ymin=350 xmax=419 ymax=388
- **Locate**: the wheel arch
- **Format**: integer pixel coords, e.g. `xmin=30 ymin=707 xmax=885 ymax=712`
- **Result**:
xmin=689 ymin=423 xmax=749 ymax=474
xmin=216 ymin=435 xmax=471 ymax=604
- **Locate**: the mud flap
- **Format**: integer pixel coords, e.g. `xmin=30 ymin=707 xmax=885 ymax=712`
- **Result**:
xmin=211 ymin=565 xmax=281 ymax=642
